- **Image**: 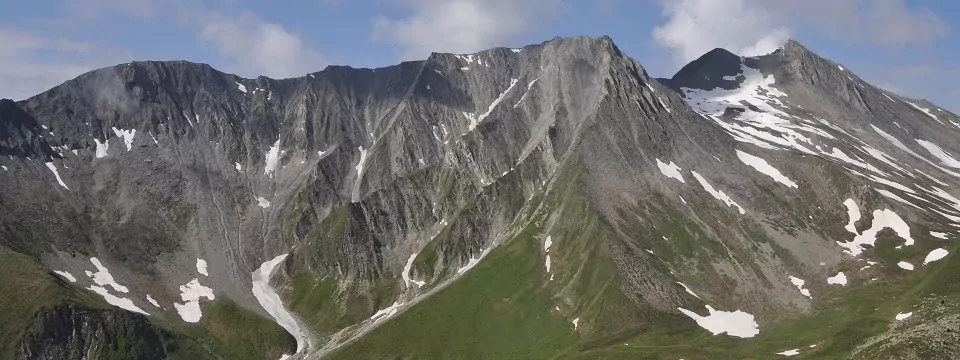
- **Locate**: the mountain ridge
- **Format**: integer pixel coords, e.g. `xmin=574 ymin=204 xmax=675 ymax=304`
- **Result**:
xmin=2 ymin=35 xmax=960 ymax=359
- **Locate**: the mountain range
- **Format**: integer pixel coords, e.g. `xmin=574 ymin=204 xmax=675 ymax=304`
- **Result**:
xmin=1 ymin=35 xmax=959 ymax=359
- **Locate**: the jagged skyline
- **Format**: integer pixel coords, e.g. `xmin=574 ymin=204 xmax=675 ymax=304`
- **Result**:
xmin=1 ymin=0 xmax=957 ymax=111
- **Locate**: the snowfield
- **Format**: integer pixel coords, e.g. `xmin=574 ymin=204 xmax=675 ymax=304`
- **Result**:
xmin=656 ymin=159 xmax=685 ymax=183
xmin=736 ymin=150 xmax=797 ymax=188
xmin=677 ymin=305 xmax=759 ymax=338
xmin=252 ymin=254 xmax=309 ymax=355
xmin=174 ymin=278 xmax=215 ymax=323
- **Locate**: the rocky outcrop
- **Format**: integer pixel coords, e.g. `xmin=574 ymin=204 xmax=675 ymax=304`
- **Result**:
xmin=17 ymin=305 xmax=175 ymax=360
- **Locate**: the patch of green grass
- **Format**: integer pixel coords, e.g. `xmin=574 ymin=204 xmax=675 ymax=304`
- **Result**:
xmin=327 ymin=227 xmax=580 ymax=360
xmin=325 ymin=161 xmax=658 ymax=359
xmin=285 ymin=273 xmax=398 ymax=341
xmin=0 ymin=245 xmax=104 ymax=358
xmin=575 ymin=241 xmax=960 ymax=360
xmin=192 ymin=298 xmax=296 ymax=360
xmin=0 ymin=245 xmax=296 ymax=360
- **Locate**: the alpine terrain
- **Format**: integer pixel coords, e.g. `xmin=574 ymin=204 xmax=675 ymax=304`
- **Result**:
xmin=2 ymin=35 xmax=960 ymax=359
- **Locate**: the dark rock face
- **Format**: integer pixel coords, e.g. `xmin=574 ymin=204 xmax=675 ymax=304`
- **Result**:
xmin=0 ymin=99 xmax=58 ymax=158
xmin=17 ymin=306 xmax=175 ymax=360
xmin=663 ymin=47 xmax=745 ymax=91
xmin=2 ymin=35 xmax=960 ymax=359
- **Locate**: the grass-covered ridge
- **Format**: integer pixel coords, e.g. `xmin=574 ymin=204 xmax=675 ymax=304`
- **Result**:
xmin=0 ymin=245 xmax=296 ymax=360
xmin=0 ymin=245 xmax=105 ymax=358
xmin=322 ymin=162 xmax=667 ymax=359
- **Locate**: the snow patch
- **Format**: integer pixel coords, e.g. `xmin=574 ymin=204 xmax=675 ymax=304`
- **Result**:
xmin=352 ymin=146 xmax=369 ymax=202
xmin=680 ymin=62 xmax=825 ymax=154
xmin=544 ymin=236 xmax=553 ymax=252
xmin=264 ymin=139 xmax=281 ymax=177
xmin=89 ymin=285 xmax=149 ymax=315
xmin=94 ymin=138 xmax=109 ymax=158
xmin=651 ymin=89 xmax=672 ymax=113
xmin=402 ymin=252 xmax=426 ymax=288
xmin=88 ymin=257 xmax=129 ymax=293
xmin=875 ymin=189 xmax=918 ymax=210
xmin=572 ymin=317 xmax=580 ymax=329
xmin=923 ymin=248 xmax=949 ymax=265
xmin=777 ymin=349 xmax=800 ymax=356
xmin=174 ymin=278 xmax=215 ymax=323
xmin=736 ymin=150 xmax=797 ymax=188
xmin=457 ymin=247 xmax=493 ymax=274
xmin=895 ymin=312 xmax=912 ymax=320
xmin=917 ymin=139 xmax=960 ymax=169
xmin=825 ymin=148 xmax=885 ymax=175
xmin=677 ymin=281 xmax=701 ymax=299
xmin=789 ymin=276 xmax=812 ymax=298
xmin=236 ymin=82 xmax=247 ymax=93
xmin=906 ymin=101 xmax=940 ymax=122
xmin=252 ymin=254 xmax=308 ymax=355
xmin=897 ymin=261 xmax=914 ymax=271
xmin=257 ymin=196 xmax=271 ymax=208
xmin=513 ymin=77 xmax=539 ymax=108
xmin=146 ymin=295 xmax=160 ymax=308
xmin=871 ymin=125 xmax=922 ymax=159
xmin=235 ymin=162 xmax=242 ymax=171
xmin=111 ymin=127 xmax=136 ymax=151
xmin=827 ymin=272 xmax=847 ymax=286
xmin=45 ymin=162 xmax=69 ymax=189
xmin=371 ymin=301 xmax=403 ymax=322
xmin=691 ymin=171 xmax=745 ymax=214
xmin=196 ymin=258 xmax=209 ymax=276
xmin=53 ymin=270 xmax=76 ymax=282
xmin=843 ymin=199 xmax=861 ymax=234
xmin=930 ymin=231 xmax=948 ymax=239
xmin=468 ymin=78 xmax=519 ymax=131
xmin=677 ymin=305 xmax=759 ymax=338
xmin=837 ymin=209 xmax=914 ymax=256
xmin=656 ymin=159 xmax=685 ymax=183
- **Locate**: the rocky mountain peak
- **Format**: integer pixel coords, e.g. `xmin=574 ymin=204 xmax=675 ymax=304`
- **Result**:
xmin=667 ymin=47 xmax=743 ymax=91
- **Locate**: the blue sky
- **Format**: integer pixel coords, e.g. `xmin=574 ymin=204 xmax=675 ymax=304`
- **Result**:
xmin=2 ymin=0 xmax=957 ymax=111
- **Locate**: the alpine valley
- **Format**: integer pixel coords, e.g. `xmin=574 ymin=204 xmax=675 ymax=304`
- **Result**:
xmin=1 ymin=36 xmax=959 ymax=359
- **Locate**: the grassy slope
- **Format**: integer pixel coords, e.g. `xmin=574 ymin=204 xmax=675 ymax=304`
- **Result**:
xmin=324 ymin=164 xmax=675 ymax=359
xmin=0 ymin=246 xmax=104 ymax=358
xmin=188 ymin=298 xmax=297 ymax=359
xmin=328 ymin=227 xmax=580 ymax=359
xmin=0 ymin=245 xmax=294 ymax=360
xmin=314 ymin=157 xmax=960 ymax=360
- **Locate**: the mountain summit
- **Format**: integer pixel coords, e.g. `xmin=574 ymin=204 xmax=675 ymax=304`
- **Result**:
xmin=1 ymin=36 xmax=960 ymax=359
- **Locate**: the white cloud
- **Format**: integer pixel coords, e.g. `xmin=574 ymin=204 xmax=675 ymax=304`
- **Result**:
xmin=372 ymin=0 xmax=564 ymax=60
xmin=652 ymin=0 xmax=789 ymax=65
xmin=4 ymin=0 xmax=329 ymax=99
xmin=197 ymin=12 xmax=328 ymax=78
xmin=0 ymin=27 xmax=130 ymax=101
xmin=652 ymin=0 xmax=948 ymax=65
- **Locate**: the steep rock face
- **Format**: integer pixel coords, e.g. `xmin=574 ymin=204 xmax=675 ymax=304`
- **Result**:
xmin=2 ymin=35 xmax=960 ymax=359
xmin=0 ymin=99 xmax=59 ymax=158
xmin=17 ymin=306 xmax=175 ymax=360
